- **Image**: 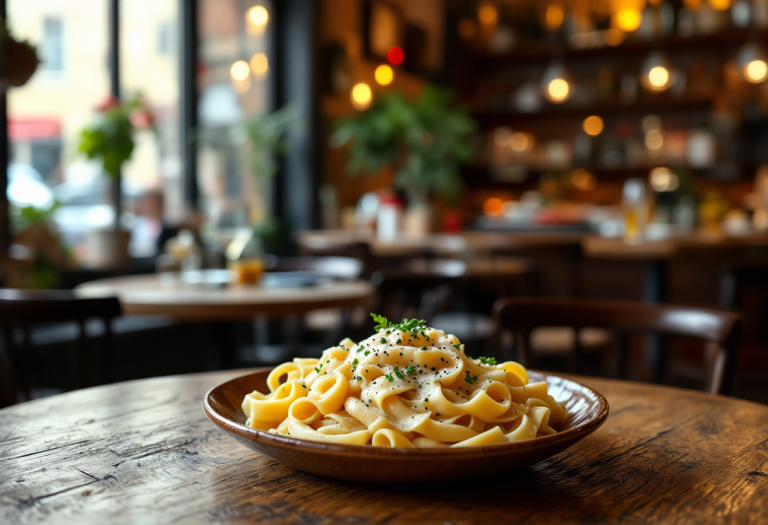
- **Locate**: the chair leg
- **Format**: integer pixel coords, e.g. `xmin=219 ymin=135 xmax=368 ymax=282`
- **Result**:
xmin=77 ymin=319 xmax=89 ymax=389
xmin=103 ymin=318 xmax=115 ymax=384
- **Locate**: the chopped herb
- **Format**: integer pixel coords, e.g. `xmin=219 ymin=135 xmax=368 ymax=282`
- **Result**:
xmin=352 ymin=358 xmax=359 ymax=370
xmin=364 ymin=350 xmax=370 ymax=356
xmin=380 ymin=338 xmax=387 ymax=344
xmin=452 ymin=344 xmax=462 ymax=351
xmin=352 ymin=375 xmax=362 ymax=381
xmin=478 ymin=356 xmax=497 ymax=366
xmin=464 ymin=373 xmax=480 ymax=385
xmin=385 ymin=373 xmax=394 ymax=382
xmin=393 ymin=366 xmax=405 ymax=380
xmin=405 ymin=365 xmax=416 ymax=375
xmin=371 ymin=313 xmax=389 ymax=331
xmin=314 ymin=366 xmax=321 ymax=373
xmin=425 ymin=397 xmax=429 ymax=402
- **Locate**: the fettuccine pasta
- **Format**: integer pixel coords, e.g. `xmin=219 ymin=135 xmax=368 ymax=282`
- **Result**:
xmin=242 ymin=315 xmax=567 ymax=448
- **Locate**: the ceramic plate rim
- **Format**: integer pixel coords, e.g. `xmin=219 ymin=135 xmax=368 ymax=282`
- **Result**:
xmin=203 ymin=369 xmax=610 ymax=457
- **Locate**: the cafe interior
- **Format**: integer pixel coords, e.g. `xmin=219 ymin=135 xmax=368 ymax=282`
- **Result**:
xmin=1 ymin=0 xmax=767 ymax=408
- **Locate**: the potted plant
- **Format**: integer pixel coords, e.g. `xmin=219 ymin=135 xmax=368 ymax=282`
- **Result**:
xmin=0 ymin=18 xmax=40 ymax=87
xmin=78 ymin=95 xmax=155 ymax=267
xmin=330 ymin=85 xmax=476 ymax=234
xmin=236 ymin=104 xmax=298 ymax=253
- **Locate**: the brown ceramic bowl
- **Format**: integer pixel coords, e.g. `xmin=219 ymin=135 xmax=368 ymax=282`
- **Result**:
xmin=204 ymin=368 xmax=609 ymax=483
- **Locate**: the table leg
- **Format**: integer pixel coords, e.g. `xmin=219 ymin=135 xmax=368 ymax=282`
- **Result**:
xmin=643 ymin=260 xmax=668 ymax=384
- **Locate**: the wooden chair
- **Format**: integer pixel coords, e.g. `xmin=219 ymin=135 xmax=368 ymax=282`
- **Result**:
xmin=0 ymin=289 xmax=121 ymax=406
xmin=371 ymin=259 xmax=467 ymax=325
xmin=493 ymin=297 xmax=741 ymax=395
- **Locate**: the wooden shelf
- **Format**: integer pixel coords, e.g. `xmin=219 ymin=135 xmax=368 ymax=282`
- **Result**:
xmin=472 ymin=94 xmax=714 ymax=122
xmin=469 ymin=28 xmax=768 ymax=67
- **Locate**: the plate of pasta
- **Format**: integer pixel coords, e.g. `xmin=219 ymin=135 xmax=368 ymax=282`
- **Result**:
xmin=204 ymin=314 xmax=609 ymax=483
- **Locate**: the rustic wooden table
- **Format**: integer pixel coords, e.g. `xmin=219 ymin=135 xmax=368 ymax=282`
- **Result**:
xmin=75 ymin=275 xmax=376 ymax=321
xmin=1 ymin=370 xmax=766 ymax=524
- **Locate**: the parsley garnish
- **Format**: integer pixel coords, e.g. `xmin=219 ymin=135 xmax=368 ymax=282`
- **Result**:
xmin=364 ymin=350 xmax=370 ymax=356
xmin=452 ymin=344 xmax=462 ymax=351
xmin=478 ymin=356 xmax=497 ymax=366
xmin=352 ymin=375 xmax=362 ymax=381
xmin=385 ymin=373 xmax=394 ymax=382
xmin=464 ymin=373 xmax=479 ymax=385
xmin=405 ymin=365 xmax=416 ymax=375
xmin=371 ymin=313 xmax=389 ymax=331
xmin=370 ymin=313 xmax=427 ymax=334
xmin=352 ymin=358 xmax=359 ymax=370
xmin=380 ymin=337 xmax=386 ymax=344
xmin=393 ymin=366 xmax=404 ymax=380
xmin=314 ymin=366 xmax=321 ymax=373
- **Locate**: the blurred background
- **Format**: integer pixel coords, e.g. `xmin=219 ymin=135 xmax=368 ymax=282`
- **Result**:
xmin=1 ymin=0 xmax=767 ymax=405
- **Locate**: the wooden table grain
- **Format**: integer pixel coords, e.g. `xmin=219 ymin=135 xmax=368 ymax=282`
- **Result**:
xmin=1 ymin=370 xmax=766 ymax=524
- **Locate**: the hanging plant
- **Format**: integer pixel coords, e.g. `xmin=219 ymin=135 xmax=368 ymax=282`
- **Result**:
xmin=78 ymin=94 xmax=156 ymax=178
xmin=0 ymin=18 xmax=41 ymax=88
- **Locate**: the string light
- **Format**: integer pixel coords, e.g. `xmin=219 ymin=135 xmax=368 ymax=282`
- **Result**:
xmin=247 ymin=6 xmax=269 ymax=29
xmin=230 ymin=60 xmax=250 ymax=81
xmin=350 ymin=82 xmax=372 ymax=110
xmin=583 ymin=116 xmax=604 ymax=136
xmin=374 ymin=64 xmax=394 ymax=85
xmin=745 ymin=60 xmax=768 ymax=83
xmin=250 ymin=53 xmax=268 ymax=78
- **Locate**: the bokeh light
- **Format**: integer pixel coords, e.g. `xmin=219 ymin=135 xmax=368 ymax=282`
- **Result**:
xmin=545 ymin=4 xmax=565 ymax=30
xmin=604 ymin=28 xmax=626 ymax=46
xmin=583 ymin=116 xmax=604 ymax=136
xmin=478 ymin=2 xmax=499 ymax=26
xmin=483 ymin=197 xmax=504 ymax=216
xmin=230 ymin=60 xmax=250 ymax=81
xmin=350 ymin=82 xmax=373 ymax=110
xmin=613 ymin=9 xmax=642 ymax=32
xmin=387 ymin=46 xmax=405 ymax=66
xmin=745 ymin=60 xmax=768 ymax=83
xmin=648 ymin=66 xmax=670 ymax=89
xmin=250 ymin=53 xmax=268 ymax=78
xmin=650 ymin=167 xmax=679 ymax=192
xmin=374 ymin=64 xmax=394 ymax=86
xmin=709 ymin=0 xmax=731 ymax=10
xmin=510 ymin=132 xmax=533 ymax=152
xmin=247 ymin=6 xmax=269 ymax=28
xmin=547 ymin=78 xmax=570 ymax=103
xmin=571 ymin=169 xmax=597 ymax=191
xmin=645 ymin=129 xmax=664 ymax=151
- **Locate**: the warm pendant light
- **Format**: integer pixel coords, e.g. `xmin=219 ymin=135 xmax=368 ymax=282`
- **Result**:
xmin=541 ymin=63 xmax=572 ymax=104
xmin=640 ymin=52 xmax=674 ymax=92
xmin=737 ymin=42 xmax=768 ymax=84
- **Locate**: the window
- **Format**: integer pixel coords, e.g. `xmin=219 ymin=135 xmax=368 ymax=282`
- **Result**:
xmin=41 ymin=17 xmax=64 ymax=72
xmin=8 ymin=0 xmax=110 ymax=257
xmin=120 ymin=0 xmax=182 ymax=256
xmin=197 ymin=0 xmax=271 ymax=230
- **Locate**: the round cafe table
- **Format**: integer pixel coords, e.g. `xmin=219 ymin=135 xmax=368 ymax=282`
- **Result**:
xmin=1 ymin=370 xmax=765 ymax=524
xmin=75 ymin=274 xmax=375 ymax=321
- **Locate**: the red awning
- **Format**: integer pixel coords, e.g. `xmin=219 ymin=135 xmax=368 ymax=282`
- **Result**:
xmin=9 ymin=118 xmax=61 ymax=141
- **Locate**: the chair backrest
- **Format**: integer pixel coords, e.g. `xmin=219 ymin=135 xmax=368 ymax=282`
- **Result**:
xmin=371 ymin=259 xmax=467 ymax=323
xmin=0 ymin=289 xmax=122 ymax=405
xmin=493 ymin=297 xmax=741 ymax=395
xmin=264 ymin=256 xmax=364 ymax=280
xmin=0 ymin=289 xmax=122 ymax=323
xmin=721 ymin=263 xmax=768 ymax=345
